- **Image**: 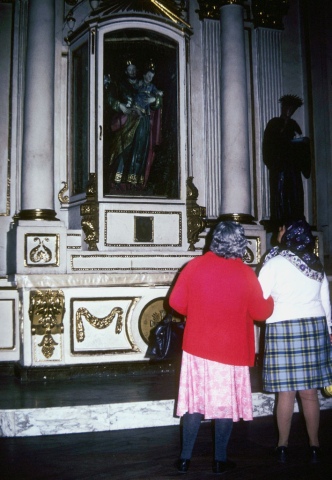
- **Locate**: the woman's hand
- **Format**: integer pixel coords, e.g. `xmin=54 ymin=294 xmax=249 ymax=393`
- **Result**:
xmin=277 ymin=225 xmax=286 ymax=243
xmin=330 ymin=334 xmax=332 ymax=344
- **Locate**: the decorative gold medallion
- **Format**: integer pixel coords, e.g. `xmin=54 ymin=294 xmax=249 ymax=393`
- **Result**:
xmin=38 ymin=334 xmax=59 ymax=359
xmin=25 ymin=234 xmax=60 ymax=267
xmin=29 ymin=290 xmax=65 ymax=359
xmin=29 ymin=238 xmax=52 ymax=263
xmin=139 ymin=297 xmax=185 ymax=345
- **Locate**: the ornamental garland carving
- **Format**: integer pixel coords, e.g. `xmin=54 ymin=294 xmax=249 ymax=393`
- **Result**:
xmin=76 ymin=306 xmax=124 ymax=342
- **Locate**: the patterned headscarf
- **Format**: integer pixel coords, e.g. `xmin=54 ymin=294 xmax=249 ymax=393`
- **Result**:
xmin=263 ymin=219 xmax=324 ymax=282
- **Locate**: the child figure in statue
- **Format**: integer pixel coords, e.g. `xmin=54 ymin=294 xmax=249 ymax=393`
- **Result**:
xmin=263 ymin=94 xmax=311 ymax=226
xmin=132 ymin=67 xmax=163 ymax=117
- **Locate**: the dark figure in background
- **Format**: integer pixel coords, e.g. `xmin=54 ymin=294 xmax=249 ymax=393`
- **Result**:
xmin=263 ymin=95 xmax=311 ymax=226
xmin=106 ymin=60 xmax=162 ymax=192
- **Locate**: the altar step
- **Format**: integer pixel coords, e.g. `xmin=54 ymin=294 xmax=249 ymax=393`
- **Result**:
xmin=1 ymin=369 xmax=332 ymax=438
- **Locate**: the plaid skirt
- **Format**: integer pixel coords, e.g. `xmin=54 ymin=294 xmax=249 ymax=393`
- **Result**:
xmin=263 ymin=316 xmax=332 ymax=392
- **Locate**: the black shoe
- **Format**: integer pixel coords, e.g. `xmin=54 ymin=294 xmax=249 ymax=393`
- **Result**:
xmin=275 ymin=446 xmax=288 ymax=463
xmin=212 ymin=459 xmax=236 ymax=474
xmin=176 ymin=458 xmax=190 ymax=473
xmin=310 ymin=446 xmax=321 ymax=464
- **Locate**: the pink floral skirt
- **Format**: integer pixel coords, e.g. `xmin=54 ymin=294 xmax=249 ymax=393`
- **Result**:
xmin=176 ymin=351 xmax=253 ymax=421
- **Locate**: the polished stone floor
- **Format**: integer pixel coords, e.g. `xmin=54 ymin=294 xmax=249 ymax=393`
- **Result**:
xmin=0 ymin=367 xmax=262 ymax=410
xmin=0 ymin=373 xmax=178 ymax=409
xmin=1 ymin=408 xmax=332 ymax=479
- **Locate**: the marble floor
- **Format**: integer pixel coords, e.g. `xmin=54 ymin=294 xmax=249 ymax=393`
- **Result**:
xmin=1 ymin=367 xmax=332 ymax=439
xmin=1 ymin=409 xmax=332 ymax=479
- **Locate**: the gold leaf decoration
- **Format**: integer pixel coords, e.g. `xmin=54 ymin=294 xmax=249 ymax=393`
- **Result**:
xmin=76 ymin=306 xmax=124 ymax=342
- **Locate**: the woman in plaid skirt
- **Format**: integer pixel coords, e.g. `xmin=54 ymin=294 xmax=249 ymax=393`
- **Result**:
xmin=258 ymin=219 xmax=332 ymax=463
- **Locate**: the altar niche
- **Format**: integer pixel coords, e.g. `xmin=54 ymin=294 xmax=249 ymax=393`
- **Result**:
xmin=102 ymin=29 xmax=179 ymax=199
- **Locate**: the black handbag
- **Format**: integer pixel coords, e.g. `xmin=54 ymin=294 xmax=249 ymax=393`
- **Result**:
xmin=149 ymin=311 xmax=185 ymax=360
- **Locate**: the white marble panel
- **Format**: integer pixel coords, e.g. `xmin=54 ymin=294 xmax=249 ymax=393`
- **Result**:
xmin=105 ymin=211 xmax=181 ymax=247
xmin=69 ymin=253 xmax=197 ymax=272
xmin=1 ymin=393 xmax=332 ymax=437
xmin=0 ymin=289 xmax=19 ymax=361
xmin=67 ymin=231 xmax=82 ymax=249
xmin=0 ymin=411 xmax=15 ymax=437
xmin=109 ymin=400 xmax=179 ymax=431
xmin=72 ymin=299 xmax=136 ymax=352
xmin=16 ymin=272 xmax=177 ymax=288
xmin=0 ymin=299 xmax=15 ymax=349
xmin=130 ymin=255 xmax=194 ymax=271
xmin=15 ymin=221 xmax=67 ymax=274
xmin=15 ymin=404 xmax=109 ymax=437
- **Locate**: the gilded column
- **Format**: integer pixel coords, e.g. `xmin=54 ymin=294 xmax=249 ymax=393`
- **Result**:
xmin=20 ymin=0 xmax=57 ymax=220
xmin=219 ymin=0 xmax=253 ymax=223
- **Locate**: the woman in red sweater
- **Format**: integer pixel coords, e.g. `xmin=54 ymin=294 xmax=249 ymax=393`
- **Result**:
xmin=170 ymin=221 xmax=274 ymax=474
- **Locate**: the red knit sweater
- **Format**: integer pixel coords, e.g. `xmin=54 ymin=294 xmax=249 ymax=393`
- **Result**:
xmin=169 ymin=252 xmax=274 ymax=366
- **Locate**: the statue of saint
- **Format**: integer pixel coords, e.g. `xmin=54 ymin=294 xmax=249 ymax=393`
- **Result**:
xmin=263 ymin=95 xmax=311 ymax=226
xmin=105 ymin=60 xmax=162 ymax=193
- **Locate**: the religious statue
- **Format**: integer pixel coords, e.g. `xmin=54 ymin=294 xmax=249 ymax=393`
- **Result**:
xmin=263 ymin=94 xmax=311 ymax=226
xmin=105 ymin=59 xmax=163 ymax=193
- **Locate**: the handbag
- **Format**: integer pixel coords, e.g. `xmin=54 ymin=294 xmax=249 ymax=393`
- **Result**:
xmin=149 ymin=311 xmax=185 ymax=360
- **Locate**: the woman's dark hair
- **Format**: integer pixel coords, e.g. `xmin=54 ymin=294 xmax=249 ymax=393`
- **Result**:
xmin=209 ymin=221 xmax=248 ymax=259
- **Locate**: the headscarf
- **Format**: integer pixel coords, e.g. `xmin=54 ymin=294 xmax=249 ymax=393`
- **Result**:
xmin=263 ymin=219 xmax=324 ymax=282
